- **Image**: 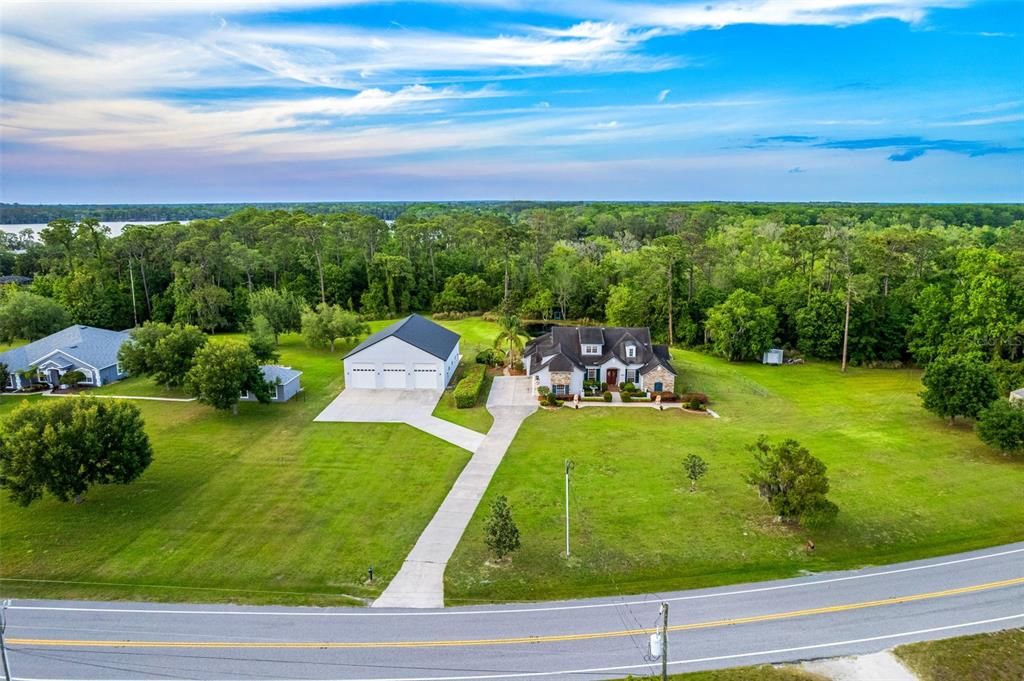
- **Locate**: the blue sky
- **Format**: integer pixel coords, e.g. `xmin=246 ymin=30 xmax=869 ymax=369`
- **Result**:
xmin=1 ymin=0 xmax=1021 ymax=203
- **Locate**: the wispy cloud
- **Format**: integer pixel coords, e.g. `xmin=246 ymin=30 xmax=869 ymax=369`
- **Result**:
xmin=657 ymin=88 xmax=671 ymax=103
xmin=757 ymin=133 xmax=1024 ymax=162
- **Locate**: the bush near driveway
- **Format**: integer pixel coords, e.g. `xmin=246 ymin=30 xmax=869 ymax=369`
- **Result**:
xmin=454 ymin=364 xmax=487 ymax=408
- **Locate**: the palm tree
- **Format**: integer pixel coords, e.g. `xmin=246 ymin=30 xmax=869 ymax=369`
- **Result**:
xmin=494 ymin=314 xmax=527 ymax=367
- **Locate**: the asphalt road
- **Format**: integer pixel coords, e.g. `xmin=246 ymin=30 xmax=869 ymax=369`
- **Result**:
xmin=5 ymin=542 xmax=1023 ymax=680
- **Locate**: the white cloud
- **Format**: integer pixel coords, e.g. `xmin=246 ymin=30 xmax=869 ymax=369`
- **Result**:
xmin=657 ymin=88 xmax=671 ymax=102
xmin=561 ymin=1 xmax=970 ymax=31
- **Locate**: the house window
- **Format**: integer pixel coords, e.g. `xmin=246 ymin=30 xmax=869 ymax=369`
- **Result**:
xmin=625 ymin=344 xmax=637 ymax=359
xmin=553 ymin=384 xmax=568 ymax=395
xmin=583 ymin=344 xmax=600 ymax=355
xmin=624 ymin=369 xmax=637 ymax=383
xmin=586 ymin=368 xmax=599 ymax=381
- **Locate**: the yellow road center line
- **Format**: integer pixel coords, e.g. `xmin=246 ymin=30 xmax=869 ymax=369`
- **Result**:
xmin=9 ymin=576 xmax=1023 ymax=650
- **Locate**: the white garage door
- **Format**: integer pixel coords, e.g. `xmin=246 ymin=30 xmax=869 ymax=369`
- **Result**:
xmin=414 ymin=364 xmax=439 ymax=389
xmin=349 ymin=364 xmax=376 ymax=389
xmin=382 ymin=364 xmax=407 ymax=389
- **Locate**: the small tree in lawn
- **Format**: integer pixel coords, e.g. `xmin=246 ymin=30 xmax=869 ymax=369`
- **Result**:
xmin=119 ymin=321 xmax=207 ymax=388
xmin=976 ymin=399 xmax=1024 ymax=457
xmin=682 ymin=454 xmax=708 ymax=492
xmin=746 ymin=436 xmax=838 ymax=527
xmin=920 ymin=355 xmax=999 ymax=425
xmin=301 ymin=303 xmax=368 ymax=352
xmin=248 ymin=314 xmax=279 ymax=363
xmin=0 ymin=397 xmax=153 ymax=506
xmin=185 ymin=341 xmax=272 ymax=415
xmin=484 ymin=495 xmax=521 ymax=561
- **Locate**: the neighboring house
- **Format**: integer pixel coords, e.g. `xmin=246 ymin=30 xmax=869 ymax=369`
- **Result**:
xmin=1011 ymin=388 xmax=1024 ymax=404
xmin=241 ymin=365 xmax=303 ymax=402
xmin=343 ymin=314 xmax=460 ymax=390
xmin=0 ymin=325 xmax=130 ymax=390
xmin=524 ymin=325 xmax=676 ymax=396
xmin=0 ymin=275 xmax=32 ymax=286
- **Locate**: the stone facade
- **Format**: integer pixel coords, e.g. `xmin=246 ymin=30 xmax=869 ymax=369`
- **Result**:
xmin=643 ymin=366 xmax=675 ymax=393
xmin=549 ymin=371 xmax=573 ymax=393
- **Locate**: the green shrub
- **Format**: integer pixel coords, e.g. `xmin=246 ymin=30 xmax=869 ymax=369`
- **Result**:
xmin=475 ymin=348 xmax=502 ymax=367
xmin=600 ymin=382 xmax=608 ymax=391
xmin=679 ymin=392 xmax=709 ymax=405
xmin=544 ymin=391 xmax=560 ymax=407
xmin=602 ymin=391 xmax=612 ymax=402
xmin=621 ymin=393 xmax=633 ymax=403
xmin=454 ymin=365 xmax=486 ymax=408
xmin=537 ymin=385 xmax=551 ymax=397
xmin=687 ymin=398 xmax=705 ymax=410
xmin=620 ymin=381 xmax=636 ymax=393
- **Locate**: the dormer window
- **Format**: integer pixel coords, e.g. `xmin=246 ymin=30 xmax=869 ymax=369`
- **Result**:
xmin=583 ymin=344 xmax=601 ymax=355
xmin=625 ymin=344 xmax=637 ymax=359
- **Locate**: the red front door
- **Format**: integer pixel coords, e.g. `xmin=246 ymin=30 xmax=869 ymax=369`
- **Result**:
xmin=606 ymin=368 xmax=619 ymax=388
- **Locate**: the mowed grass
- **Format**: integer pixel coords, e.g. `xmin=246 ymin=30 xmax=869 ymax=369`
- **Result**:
xmin=446 ymin=350 xmax=1024 ymax=603
xmin=894 ymin=628 xmax=1024 ymax=681
xmin=663 ymin=667 xmax=826 ymax=681
xmin=0 ymin=332 xmax=472 ymax=606
xmin=91 ymin=375 xmax=189 ymax=398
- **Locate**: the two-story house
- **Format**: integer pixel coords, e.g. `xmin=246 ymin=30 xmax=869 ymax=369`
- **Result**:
xmin=523 ymin=325 xmax=676 ymax=397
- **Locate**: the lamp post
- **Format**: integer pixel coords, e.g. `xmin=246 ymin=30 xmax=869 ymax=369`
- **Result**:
xmin=564 ymin=459 xmax=574 ymax=558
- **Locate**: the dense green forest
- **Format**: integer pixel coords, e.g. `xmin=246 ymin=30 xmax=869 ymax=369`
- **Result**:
xmin=1 ymin=203 xmax=1022 ymax=378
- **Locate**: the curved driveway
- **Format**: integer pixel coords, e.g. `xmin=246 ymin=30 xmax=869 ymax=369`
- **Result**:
xmin=6 ymin=542 xmax=1023 ymax=680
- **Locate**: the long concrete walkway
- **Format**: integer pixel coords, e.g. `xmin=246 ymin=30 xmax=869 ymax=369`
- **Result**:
xmin=372 ymin=376 xmax=536 ymax=608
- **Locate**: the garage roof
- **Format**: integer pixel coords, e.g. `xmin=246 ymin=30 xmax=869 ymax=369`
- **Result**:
xmin=343 ymin=314 xmax=460 ymax=361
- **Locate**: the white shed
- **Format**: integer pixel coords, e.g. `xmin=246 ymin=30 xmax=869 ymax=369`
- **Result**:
xmin=343 ymin=314 xmax=460 ymax=391
xmin=762 ymin=348 xmax=784 ymax=365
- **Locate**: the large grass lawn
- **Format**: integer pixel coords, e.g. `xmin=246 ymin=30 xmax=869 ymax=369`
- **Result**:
xmin=90 ymin=375 xmax=190 ymax=398
xmin=894 ymin=628 xmax=1024 ymax=681
xmin=445 ymin=351 xmax=1024 ymax=603
xmin=0 ymin=332 xmax=472 ymax=605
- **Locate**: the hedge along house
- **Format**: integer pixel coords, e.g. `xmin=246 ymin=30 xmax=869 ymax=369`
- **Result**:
xmin=0 ymin=325 xmax=131 ymax=390
xmin=523 ymin=326 xmax=677 ymax=397
xmin=342 ymin=314 xmax=460 ymax=390
xmin=240 ymin=365 xmax=303 ymax=402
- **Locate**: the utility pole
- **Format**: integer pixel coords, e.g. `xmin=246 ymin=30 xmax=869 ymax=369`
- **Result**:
xmin=1 ymin=599 xmax=12 ymax=681
xmin=660 ymin=602 xmax=669 ymax=681
xmin=564 ymin=459 xmax=574 ymax=558
xmin=128 ymin=257 xmax=139 ymax=328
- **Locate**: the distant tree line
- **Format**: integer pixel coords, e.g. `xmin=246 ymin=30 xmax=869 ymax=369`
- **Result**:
xmin=0 ymin=203 xmax=1020 ymax=378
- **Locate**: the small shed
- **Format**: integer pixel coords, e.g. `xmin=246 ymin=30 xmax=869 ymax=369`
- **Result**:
xmin=762 ymin=348 xmax=784 ymax=365
xmin=241 ymin=365 xmax=303 ymax=402
xmin=1010 ymin=388 xmax=1024 ymax=404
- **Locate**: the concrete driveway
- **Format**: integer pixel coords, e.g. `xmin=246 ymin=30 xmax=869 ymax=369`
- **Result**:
xmin=314 ymin=388 xmax=486 ymax=452
xmin=373 ymin=376 xmax=537 ymax=608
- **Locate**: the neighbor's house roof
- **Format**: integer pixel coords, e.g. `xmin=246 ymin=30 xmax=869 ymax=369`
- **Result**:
xmin=0 ymin=275 xmax=31 ymax=285
xmin=1011 ymin=388 xmax=1024 ymax=400
xmin=343 ymin=314 xmax=459 ymax=361
xmin=0 ymin=325 xmax=131 ymax=372
xmin=261 ymin=364 xmax=302 ymax=385
xmin=524 ymin=326 xmax=676 ymax=377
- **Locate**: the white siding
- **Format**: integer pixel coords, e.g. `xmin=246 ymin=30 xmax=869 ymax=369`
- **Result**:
xmin=344 ymin=336 xmax=450 ymax=390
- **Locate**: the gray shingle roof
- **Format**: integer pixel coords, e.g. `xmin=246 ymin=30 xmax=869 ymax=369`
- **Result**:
xmin=0 ymin=325 xmax=131 ymax=372
xmin=525 ymin=325 xmax=676 ymax=376
xmin=261 ymin=364 xmax=302 ymax=385
xmin=1011 ymin=388 xmax=1024 ymax=400
xmin=343 ymin=314 xmax=459 ymax=361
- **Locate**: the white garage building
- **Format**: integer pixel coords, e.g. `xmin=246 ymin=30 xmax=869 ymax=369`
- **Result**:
xmin=343 ymin=314 xmax=461 ymax=390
